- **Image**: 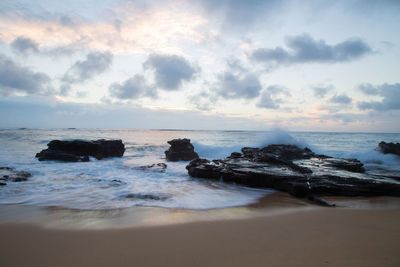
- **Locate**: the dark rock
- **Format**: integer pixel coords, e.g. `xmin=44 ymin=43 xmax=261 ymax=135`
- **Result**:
xmin=165 ymin=138 xmax=198 ymax=161
xmin=36 ymin=150 xmax=90 ymax=162
xmin=378 ymin=141 xmax=400 ymax=156
xmin=36 ymin=139 xmax=125 ymax=162
xmin=0 ymin=167 xmax=13 ymax=170
xmin=0 ymin=167 xmax=31 ymax=182
xmin=125 ymin=193 xmax=170 ymax=201
xmin=229 ymin=152 xmax=242 ymax=159
xmin=0 ymin=182 xmax=6 ymax=186
xmin=139 ymin=163 xmax=168 ymax=172
xmin=321 ymin=158 xmax=365 ymax=173
xmin=186 ymin=144 xmax=400 ymax=200
xmin=306 ymin=195 xmax=335 ymax=207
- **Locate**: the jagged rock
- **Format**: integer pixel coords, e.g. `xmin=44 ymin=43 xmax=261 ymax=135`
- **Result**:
xmin=36 ymin=139 xmax=125 ymax=162
xmin=165 ymin=138 xmax=198 ymax=161
xmin=0 ymin=167 xmax=31 ymax=183
xmin=379 ymin=141 xmax=400 ymax=156
xmin=186 ymin=144 xmax=400 ymax=200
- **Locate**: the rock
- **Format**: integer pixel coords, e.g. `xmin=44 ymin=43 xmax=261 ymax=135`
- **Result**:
xmin=0 ymin=167 xmax=31 ymax=182
xmin=165 ymin=138 xmax=198 ymax=161
xmin=139 ymin=163 xmax=168 ymax=172
xmin=125 ymin=193 xmax=170 ymax=201
xmin=0 ymin=182 xmax=6 ymax=186
xmin=378 ymin=141 xmax=400 ymax=156
xmin=186 ymin=144 xmax=400 ymax=200
xmin=36 ymin=139 xmax=125 ymax=162
xmin=36 ymin=150 xmax=90 ymax=162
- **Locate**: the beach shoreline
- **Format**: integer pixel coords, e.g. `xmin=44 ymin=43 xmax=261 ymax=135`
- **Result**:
xmin=1 ymin=194 xmax=400 ymax=266
xmin=1 ymin=207 xmax=399 ymax=267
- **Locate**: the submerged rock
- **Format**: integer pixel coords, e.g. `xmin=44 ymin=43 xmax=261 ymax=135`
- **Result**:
xmin=165 ymin=138 xmax=198 ymax=161
xmin=125 ymin=193 xmax=170 ymax=201
xmin=0 ymin=167 xmax=31 ymax=183
xmin=186 ymin=144 xmax=400 ymax=200
xmin=36 ymin=139 xmax=125 ymax=162
xmin=378 ymin=141 xmax=400 ymax=157
xmin=138 ymin=163 xmax=168 ymax=172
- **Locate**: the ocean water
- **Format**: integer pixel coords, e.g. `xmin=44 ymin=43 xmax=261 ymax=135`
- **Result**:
xmin=0 ymin=128 xmax=399 ymax=210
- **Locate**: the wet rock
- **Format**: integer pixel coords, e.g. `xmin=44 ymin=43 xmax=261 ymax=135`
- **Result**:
xmin=0 ymin=167 xmax=31 ymax=182
xmin=125 ymin=193 xmax=170 ymax=201
xmin=186 ymin=144 xmax=400 ymax=200
xmin=36 ymin=139 xmax=125 ymax=162
xmin=165 ymin=138 xmax=198 ymax=161
xmin=36 ymin=150 xmax=90 ymax=162
xmin=378 ymin=141 xmax=400 ymax=156
xmin=322 ymin=158 xmax=365 ymax=173
xmin=139 ymin=163 xmax=168 ymax=172
xmin=306 ymin=195 xmax=336 ymax=207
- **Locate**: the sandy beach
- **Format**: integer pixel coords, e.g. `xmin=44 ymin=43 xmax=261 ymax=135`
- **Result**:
xmin=1 ymin=198 xmax=400 ymax=267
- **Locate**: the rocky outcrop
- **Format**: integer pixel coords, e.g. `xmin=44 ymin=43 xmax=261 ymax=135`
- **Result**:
xmin=165 ymin=138 xmax=198 ymax=161
xmin=379 ymin=141 xmax=400 ymax=156
xmin=36 ymin=139 xmax=125 ymax=162
xmin=0 ymin=167 xmax=31 ymax=185
xmin=186 ymin=144 xmax=400 ymax=200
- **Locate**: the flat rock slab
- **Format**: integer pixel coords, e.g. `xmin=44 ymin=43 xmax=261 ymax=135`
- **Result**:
xmin=36 ymin=139 xmax=125 ymax=162
xmin=186 ymin=144 xmax=400 ymax=198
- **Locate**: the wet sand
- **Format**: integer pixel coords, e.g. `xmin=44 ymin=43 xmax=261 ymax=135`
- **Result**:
xmin=1 ymin=195 xmax=400 ymax=267
xmin=1 ymin=208 xmax=400 ymax=267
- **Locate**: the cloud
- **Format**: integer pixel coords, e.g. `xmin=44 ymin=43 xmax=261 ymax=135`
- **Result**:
xmin=256 ymin=85 xmax=290 ymax=109
xmin=62 ymin=51 xmax=113 ymax=84
xmin=0 ymin=2 xmax=207 ymax=55
xmin=256 ymin=91 xmax=278 ymax=109
xmin=0 ymin=54 xmax=52 ymax=96
xmin=188 ymin=89 xmax=218 ymax=111
xmin=329 ymin=94 xmax=352 ymax=105
xmin=9 ymin=35 xmax=87 ymax=57
xmin=198 ymin=0 xmax=285 ymax=30
xmin=358 ymin=83 xmax=400 ymax=111
xmin=144 ymin=54 xmax=197 ymax=91
xmin=11 ymin=36 xmax=40 ymax=55
xmin=312 ymin=85 xmax=333 ymax=98
xmin=251 ymin=34 xmax=372 ymax=65
xmin=358 ymin=83 xmax=380 ymax=95
xmin=215 ymin=72 xmax=261 ymax=99
xmin=109 ymin=74 xmax=154 ymax=99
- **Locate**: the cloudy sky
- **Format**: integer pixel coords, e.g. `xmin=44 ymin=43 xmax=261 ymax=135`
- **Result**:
xmin=0 ymin=0 xmax=399 ymax=131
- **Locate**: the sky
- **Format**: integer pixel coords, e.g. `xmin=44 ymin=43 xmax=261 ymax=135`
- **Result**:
xmin=0 ymin=0 xmax=399 ymax=132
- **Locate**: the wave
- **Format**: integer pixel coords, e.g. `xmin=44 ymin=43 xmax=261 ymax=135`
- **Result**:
xmin=193 ymin=128 xmax=311 ymax=159
xmin=125 ymin=144 xmax=167 ymax=152
xmin=333 ymin=149 xmax=400 ymax=166
xmin=192 ymin=142 xmax=243 ymax=159
xmin=252 ymin=128 xmax=311 ymax=149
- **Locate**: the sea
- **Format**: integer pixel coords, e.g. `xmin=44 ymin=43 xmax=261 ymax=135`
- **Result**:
xmin=0 ymin=128 xmax=399 ymax=210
